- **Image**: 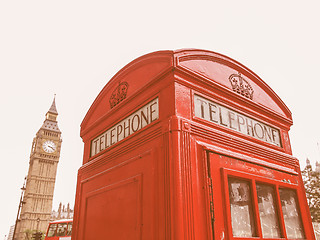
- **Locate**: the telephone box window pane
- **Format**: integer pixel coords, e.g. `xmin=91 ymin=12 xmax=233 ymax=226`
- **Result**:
xmin=228 ymin=178 xmax=256 ymax=237
xmin=279 ymin=188 xmax=305 ymax=239
xmin=256 ymin=184 xmax=281 ymax=238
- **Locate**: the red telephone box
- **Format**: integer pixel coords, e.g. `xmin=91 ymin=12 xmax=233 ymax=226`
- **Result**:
xmin=72 ymin=49 xmax=315 ymax=240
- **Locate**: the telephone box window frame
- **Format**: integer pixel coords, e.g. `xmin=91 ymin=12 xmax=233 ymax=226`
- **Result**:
xmin=221 ymin=167 xmax=306 ymax=240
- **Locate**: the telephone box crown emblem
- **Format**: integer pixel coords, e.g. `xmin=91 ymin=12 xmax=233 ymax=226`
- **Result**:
xmin=109 ymin=81 xmax=129 ymax=108
xmin=229 ymin=72 xmax=254 ymax=100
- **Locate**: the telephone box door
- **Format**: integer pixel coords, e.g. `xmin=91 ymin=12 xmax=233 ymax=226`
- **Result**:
xmin=207 ymin=152 xmax=307 ymax=240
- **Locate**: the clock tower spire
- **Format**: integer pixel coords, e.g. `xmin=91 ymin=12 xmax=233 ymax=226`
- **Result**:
xmin=46 ymin=94 xmax=58 ymax=120
xmin=15 ymin=96 xmax=63 ymax=240
xmin=41 ymin=95 xmax=60 ymax=133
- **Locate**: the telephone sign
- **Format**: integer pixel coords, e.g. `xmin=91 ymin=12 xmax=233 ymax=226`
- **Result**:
xmin=91 ymin=98 xmax=159 ymax=156
xmin=194 ymin=94 xmax=281 ymax=147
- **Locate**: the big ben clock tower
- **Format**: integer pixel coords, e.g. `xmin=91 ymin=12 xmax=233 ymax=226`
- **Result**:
xmin=15 ymin=97 xmax=62 ymax=240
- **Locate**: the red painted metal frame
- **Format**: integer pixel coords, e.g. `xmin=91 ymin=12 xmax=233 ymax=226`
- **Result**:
xmin=221 ymin=167 xmax=303 ymax=240
xmin=72 ymin=49 xmax=315 ymax=240
xmin=205 ymin=150 xmax=312 ymax=240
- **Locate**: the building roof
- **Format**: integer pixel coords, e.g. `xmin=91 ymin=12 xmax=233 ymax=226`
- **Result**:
xmin=48 ymin=95 xmax=58 ymax=115
xmin=40 ymin=96 xmax=61 ymax=133
xmin=41 ymin=120 xmax=61 ymax=132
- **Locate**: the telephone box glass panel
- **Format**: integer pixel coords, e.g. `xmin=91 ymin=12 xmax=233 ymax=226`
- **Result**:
xmin=279 ymin=188 xmax=305 ymax=239
xmin=228 ymin=178 xmax=256 ymax=237
xmin=256 ymin=183 xmax=281 ymax=238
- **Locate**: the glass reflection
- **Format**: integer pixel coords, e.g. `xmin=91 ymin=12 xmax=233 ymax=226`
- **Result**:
xmin=279 ymin=188 xmax=305 ymax=239
xmin=228 ymin=178 xmax=256 ymax=237
xmin=57 ymin=223 xmax=67 ymax=236
xmin=67 ymin=222 xmax=72 ymax=236
xmin=47 ymin=224 xmax=57 ymax=237
xmin=256 ymin=184 xmax=281 ymax=238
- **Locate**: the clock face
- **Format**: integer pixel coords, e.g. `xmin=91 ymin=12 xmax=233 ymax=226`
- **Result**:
xmin=42 ymin=140 xmax=56 ymax=153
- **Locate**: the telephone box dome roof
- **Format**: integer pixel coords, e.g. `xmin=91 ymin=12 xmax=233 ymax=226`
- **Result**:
xmin=81 ymin=49 xmax=292 ymax=134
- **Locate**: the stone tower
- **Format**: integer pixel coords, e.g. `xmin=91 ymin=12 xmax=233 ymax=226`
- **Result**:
xmin=15 ymin=97 xmax=62 ymax=240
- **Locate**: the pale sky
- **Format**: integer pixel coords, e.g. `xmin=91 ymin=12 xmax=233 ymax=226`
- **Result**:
xmin=1 ymin=0 xmax=320 ymax=238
